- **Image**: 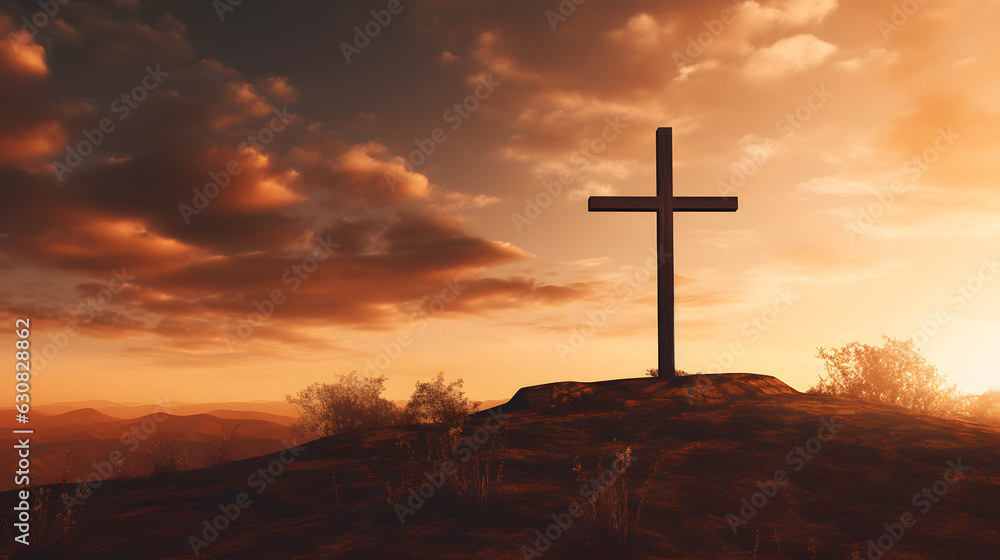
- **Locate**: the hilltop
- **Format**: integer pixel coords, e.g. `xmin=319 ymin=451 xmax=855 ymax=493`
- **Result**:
xmin=2 ymin=373 xmax=998 ymax=559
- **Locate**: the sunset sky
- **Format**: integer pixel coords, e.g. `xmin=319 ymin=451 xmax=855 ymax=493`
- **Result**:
xmin=2 ymin=0 xmax=999 ymax=406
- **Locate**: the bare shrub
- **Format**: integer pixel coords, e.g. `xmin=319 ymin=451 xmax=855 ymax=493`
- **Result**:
xmin=148 ymin=431 xmax=188 ymax=477
xmin=436 ymin=421 xmax=507 ymax=512
xmin=2 ymin=454 xmax=86 ymax=556
xmin=362 ymin=434 xmax=425 ymax=506
xmin=364 ymin=418 xmax=509 ymax=516
xmin=204 ymin=423 xmax=240 ymax=471
xmin=573 ymin=443 xmax=664 ymax=559
xmin=110 ymin=449 xmax=132 ymax=480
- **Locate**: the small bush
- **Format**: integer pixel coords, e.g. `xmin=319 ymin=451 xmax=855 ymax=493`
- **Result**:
xmin=964 ymin=388 xmax=1000 ymax=425
xmin=812 ymin=336 xmax=960 ymax=415
xmin=287 ymin=371 xmax=398 ymax=437
xmin=404 ymin=372 xmax=481 ymax=425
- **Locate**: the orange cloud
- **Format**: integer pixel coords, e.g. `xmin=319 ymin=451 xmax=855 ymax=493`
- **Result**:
xmin=743 ymin=34 xmax=838 ymax=78
xmin=0 ymin=120 xmax=65 ymax=169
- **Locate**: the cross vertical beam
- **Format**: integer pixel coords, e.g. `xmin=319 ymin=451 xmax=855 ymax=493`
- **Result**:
xmin=656 ymin=128 xmax=675 ymax=378
xmin=588 ymin=127 xmax=738 ymax=379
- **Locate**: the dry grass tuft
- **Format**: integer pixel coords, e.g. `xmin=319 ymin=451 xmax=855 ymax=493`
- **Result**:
xmin=572 ymin=442 xmax=664 ymax=559
xmin=441 ymin=421 xmax=508 ymax=512
xmin=147 ymin=431 xmax=189 ymax=478
xmin=2 ymin=453 xmax=87 ymax=557
xmin=204 ymin=423 xmax=240 ymax=471
xmin=363 ymin=419 xmax=510 ymax=516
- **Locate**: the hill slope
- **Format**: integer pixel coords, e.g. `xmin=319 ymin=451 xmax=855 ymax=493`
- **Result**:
xmin=2 ymin=373 xmax=998 ymax=560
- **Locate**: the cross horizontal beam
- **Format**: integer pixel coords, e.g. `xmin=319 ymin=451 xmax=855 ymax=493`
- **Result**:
xmin=674 ymin=197 xmax=738 ymax=212
xmin=588 ymin=196 xmax=738 ymax=212
xmin=588 ymin=196 xmax=658 ymax=211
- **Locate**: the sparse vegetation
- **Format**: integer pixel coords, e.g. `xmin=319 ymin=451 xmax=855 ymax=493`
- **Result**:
xmin=404 ymin=371 xmax=481 ymax=424
xmin=147 ymin=431 xmax=189 ymax=477
xmin=572 ymin=443 xmax=664 ymax=559
xmin=811 ymin=336 xmax=1000 ymax=425
xmin=962 ymin=388 xmax=1000 ymax=425
xmin=287 ymin=371 xmax=399 ymax=437
xmin=288 ymin=370 xmax=484 ymax=438
xmin=362 ymin=433 xmax=425 ymax=506
xmin=811 ymin=336 xmax=961 ymax=415
xmin=364 ymin=417 xmax=509 ymax=515
xmin=434 ymin=421 xmax=508 ymax=512
xmin=204 ymin=422 xmax=240 ymax=471
xmin=110 ymin=449 xmax=132 ymax=480
xmin=644 ymin=368 xmax=689 ymax=377
xmin=2 ymin=454 xmax=87 ymax=557
xmin=330 ymin=468 xmax=341 ymax=504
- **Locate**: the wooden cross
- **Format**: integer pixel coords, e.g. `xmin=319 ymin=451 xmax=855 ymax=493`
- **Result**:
xmin=589 ymin=127 xmax=738 ymax=379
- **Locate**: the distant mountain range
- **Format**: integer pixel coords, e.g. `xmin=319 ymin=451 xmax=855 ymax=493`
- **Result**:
xmin=19 ymin=399 xmax=301 ymax=421
xmin=0 ymin=398 xmax=507 ymax=492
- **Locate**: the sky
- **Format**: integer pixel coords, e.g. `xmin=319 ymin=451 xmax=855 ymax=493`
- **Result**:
xmin=1 ymin=0 xmax=999 ymax=405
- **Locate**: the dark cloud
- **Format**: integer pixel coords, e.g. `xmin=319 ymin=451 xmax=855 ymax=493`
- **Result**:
xmin=0 ymin=1 xmax=585 ymax=352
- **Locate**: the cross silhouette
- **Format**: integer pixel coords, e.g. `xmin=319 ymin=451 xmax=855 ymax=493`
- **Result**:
xmin=589 ymin=127 xmax=738 ymax=379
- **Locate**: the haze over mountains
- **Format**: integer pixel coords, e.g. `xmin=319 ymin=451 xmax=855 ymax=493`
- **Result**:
xmin=0 ymin=399 xmax=506 ymax=492
xmin=0 ymin=402 xmax=301 ymax=492
xmin=20 ymin=400 xmax=301 ymax=421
